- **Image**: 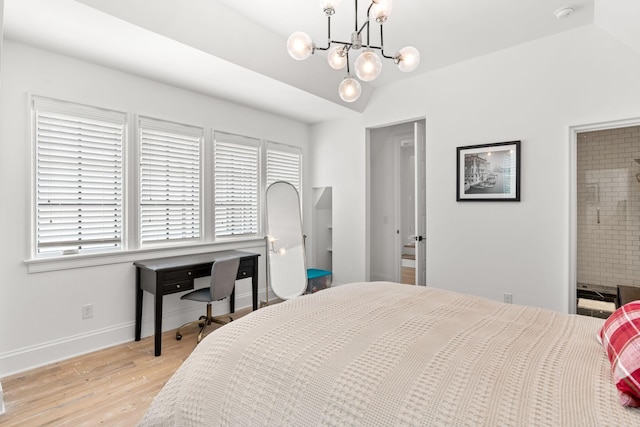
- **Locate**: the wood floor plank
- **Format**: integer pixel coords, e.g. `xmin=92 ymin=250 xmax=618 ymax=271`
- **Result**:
xmin=0 ymin=306 xmax=253 ymax=426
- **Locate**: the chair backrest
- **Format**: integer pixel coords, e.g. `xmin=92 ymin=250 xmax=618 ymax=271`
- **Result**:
xmin=210 ymin=256 xmax=240 ymax=301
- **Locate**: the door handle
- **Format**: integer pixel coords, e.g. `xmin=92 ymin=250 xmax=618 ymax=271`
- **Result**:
xmin=414 ymin=235 xmax=425 ymax=242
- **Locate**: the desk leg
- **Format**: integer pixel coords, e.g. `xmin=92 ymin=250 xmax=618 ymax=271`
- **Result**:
xmin=230 ymin=287 xmax=235 ymax=314
xmin=252 ymin=258 xmax=259 ymax=311
xmin=135 ymin=268 xmax=142 ymax=341
xmin=154 ymin=289 xmax=163 ymax=357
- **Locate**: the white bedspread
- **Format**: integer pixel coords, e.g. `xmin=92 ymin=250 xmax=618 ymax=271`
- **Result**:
xmin=140 ymin=282 xmax=640 ymax=426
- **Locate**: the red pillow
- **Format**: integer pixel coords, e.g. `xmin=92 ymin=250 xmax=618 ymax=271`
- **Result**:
xmin=599 ymin=301 xmax=640 ymax=407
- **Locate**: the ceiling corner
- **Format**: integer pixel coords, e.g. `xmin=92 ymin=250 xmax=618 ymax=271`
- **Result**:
xmin=594 ymin=0 xmax=640 ymax=55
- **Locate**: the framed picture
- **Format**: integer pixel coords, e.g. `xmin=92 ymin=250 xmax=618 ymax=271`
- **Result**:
xmin=456 ymin=140 xmax=521 ymax=201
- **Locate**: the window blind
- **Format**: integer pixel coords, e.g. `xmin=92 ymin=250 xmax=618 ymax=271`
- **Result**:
xmin=139 ymin=118 xmax=202 ymax=244
xmin=34 ymin=98 xmax=125 ymax=256
xmin=266 ymin=142 xmax=302 ymax=193
xmin=213 ymin=132 xmax=260 ymax=238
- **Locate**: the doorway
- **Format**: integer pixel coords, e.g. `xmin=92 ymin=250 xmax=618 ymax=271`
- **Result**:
xmin=570 ymin=118 xmax=640 ymax=315
xmin=368 ymin=119 xmax=426 ymax=285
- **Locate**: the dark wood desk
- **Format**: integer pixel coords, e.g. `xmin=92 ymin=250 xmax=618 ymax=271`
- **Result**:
xmin=134 ymin=250 xmax=259 ymax=356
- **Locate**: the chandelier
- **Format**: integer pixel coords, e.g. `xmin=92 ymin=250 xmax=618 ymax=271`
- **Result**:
xmin=286 ymin=0 xmax=420 ymax=103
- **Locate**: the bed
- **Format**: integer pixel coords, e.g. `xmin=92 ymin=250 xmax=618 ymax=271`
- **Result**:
xmin=140 ymin=282 xmax=640 ymax=426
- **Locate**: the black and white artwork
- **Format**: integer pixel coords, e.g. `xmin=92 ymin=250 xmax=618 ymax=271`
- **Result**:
xmin=456 ymin=141 xmax=520 ymax=201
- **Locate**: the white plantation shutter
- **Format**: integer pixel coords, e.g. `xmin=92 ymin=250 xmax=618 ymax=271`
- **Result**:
xmin=34 ymin=97 xmax=125 ymax=256
xmin=213 ymin=132 xmax=260 ymax=238
xmin=139 ymin=118 xmax=202 ymax=244
xmin=266 ymin=141 xmax=302 ymax=193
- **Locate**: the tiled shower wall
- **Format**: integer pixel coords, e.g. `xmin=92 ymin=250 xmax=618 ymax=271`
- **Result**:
xmin=577 ymin=126 xmax=640 ymax=290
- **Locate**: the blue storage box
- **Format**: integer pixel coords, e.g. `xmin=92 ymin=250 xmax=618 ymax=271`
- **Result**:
xmin=307 ymin=268 xmax=332 ymax=293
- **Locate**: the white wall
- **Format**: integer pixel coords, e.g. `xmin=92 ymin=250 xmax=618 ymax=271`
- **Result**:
xmin=0 ymin=0 xmax=5 ymax=412
xmin=310 ymin=118 xmax=366 ymax=284
xmin=0 ymin=0 xmax=3 ymax=84
xmin=0 ymin=41 xmax=310 ymax=377
xmin=311 ymin=25 xmax=640 ymax=312
xmin=369 ymin=127 xmax=397 ymax=281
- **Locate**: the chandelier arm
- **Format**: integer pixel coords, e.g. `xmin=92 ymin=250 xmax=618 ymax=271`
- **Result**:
xmin=314 ymin=15 xmax=335 ymax=51
xmin=365 ymin=3 xmax=374 ymax=47
xmin=327 ymin=15 xmax=331 ymax=49
xmin=356 ymin=21 xmax=369 ymax=37
xmin=378 ymin=24 xmax=395 ymax=59
xmin=354 ymin=0 xmax=358 ymax=32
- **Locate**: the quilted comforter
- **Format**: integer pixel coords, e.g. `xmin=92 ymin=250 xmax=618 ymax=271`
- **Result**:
xmin=140 ymin=282 xmax=640 ymax=426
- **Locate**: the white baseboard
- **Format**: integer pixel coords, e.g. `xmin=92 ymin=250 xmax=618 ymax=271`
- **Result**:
xmin=0 ymin=289 xmax=263 ymax=378
xmin=369 ymin=274 xmax=394 ymax=282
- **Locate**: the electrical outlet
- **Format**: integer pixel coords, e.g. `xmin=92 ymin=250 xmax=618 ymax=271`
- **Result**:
xmin=82 ymin=304 xmax=93 ymax=319
xmin=503 ymin=293 xmax=513 ymax=304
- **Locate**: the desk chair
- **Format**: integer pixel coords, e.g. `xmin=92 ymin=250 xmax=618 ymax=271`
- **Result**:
xmin=176 ymin=256 xmax=240 ymax=343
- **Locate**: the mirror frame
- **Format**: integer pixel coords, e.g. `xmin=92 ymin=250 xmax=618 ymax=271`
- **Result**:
xmin=265 ymin=181 xmax=307 ymax=300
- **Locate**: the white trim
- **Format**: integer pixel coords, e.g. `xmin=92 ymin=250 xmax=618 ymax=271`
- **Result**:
xmin=0 ymin=288 xmax=263 ymax=378
xmin=393 ymin=137 xmax=401 ymax=282
xmin=24 ymin=238 xmax=263 ymax=273
xmin=30 ymin=94 xmax=128 ymax=258
xmin=569 ymin=116 xmax=640 ymax=314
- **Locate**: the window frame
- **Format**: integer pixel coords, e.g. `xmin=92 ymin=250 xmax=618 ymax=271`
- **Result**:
xmin=265 ymin=140 xmax=303 ymax=193
xmin=136 ymin=116 xmax=204 ymax=247
xmin=30 ymin=95 xmax=127 ymax=259
xmin=212 ymin=131 xmax=262 ymax=241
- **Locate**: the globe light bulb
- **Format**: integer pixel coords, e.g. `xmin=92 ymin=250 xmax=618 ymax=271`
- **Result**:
xmin=395 ymin=46 xmax=420 ymax=72
xmin=370 ymin=0 xmax=393 ymax=23
xmin=355 ymin=49 xmax=382 ymax=81
xmin=327 ymin=46 xmax=348 ymax=70
xmin=287 ymin=32 xmax=313 ymax=61
xmin=339 ymin=77 xmax=361 ymax=103
xmin=320 ymin=0 xmax=342 ymax=15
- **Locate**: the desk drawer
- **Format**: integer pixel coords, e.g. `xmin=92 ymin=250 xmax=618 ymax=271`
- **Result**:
xmin=237 ymin=260 xmax=253 ymax=279
xmin=163 ymin=280 xmax=194 ymax=295
xmin=162 ymin=266 xmax=211 ymax=283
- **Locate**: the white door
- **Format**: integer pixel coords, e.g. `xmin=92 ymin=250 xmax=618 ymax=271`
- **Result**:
xmin=414 ymin=121 xmax=426 ymax=285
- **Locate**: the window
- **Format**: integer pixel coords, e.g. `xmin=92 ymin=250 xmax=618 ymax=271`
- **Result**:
xmin=138 ymin=117 xmax=202 ymax=244
xmin=213 ymin=132 xmax=260 ymax=238
xmin=266 ymin=141 xmax=302 ymax=193
xmin=33 ymin=97 xmax=125 ymax=257
xmin=30 ymin=96 xmax=305 ymax=267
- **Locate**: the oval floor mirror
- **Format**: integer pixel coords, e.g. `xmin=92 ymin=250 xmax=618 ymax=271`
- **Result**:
xmin=265 ymin=181 xmax=307 ymax=301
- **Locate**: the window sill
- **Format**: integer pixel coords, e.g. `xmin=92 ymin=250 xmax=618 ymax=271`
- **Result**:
xmin=24 ymin=238 xmax=265 ymax=273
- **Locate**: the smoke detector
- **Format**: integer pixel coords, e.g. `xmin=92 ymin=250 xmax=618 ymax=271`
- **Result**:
xmin=554 ymin=7 xmax=574 ymax=19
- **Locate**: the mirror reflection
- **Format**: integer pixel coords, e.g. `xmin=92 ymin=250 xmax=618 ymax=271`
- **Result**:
xmin=265 ymin=181 xmax=307 ymax=300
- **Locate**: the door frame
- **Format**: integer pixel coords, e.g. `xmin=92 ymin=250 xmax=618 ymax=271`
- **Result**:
xmin=365 ymin=117 xmax=427 ymax=284
xmin=393 ymin=132 xmax=415 ymax=283
xmin=569 ymin=116 xmax=640 ymax=313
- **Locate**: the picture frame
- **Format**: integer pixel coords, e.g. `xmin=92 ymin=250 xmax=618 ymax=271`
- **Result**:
xmin=456 ymin=140 xmax=521 ymax=202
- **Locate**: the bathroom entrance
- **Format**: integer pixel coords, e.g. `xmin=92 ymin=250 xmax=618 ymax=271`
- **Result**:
xmin=368 ymin=119 xmax=426 ymax=285
xmin=574 ymin=123 xmax=640 ymax=317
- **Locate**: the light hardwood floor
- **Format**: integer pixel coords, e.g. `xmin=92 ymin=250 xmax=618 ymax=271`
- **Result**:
xmin=0 ymin=306 xmax=253 ymax=426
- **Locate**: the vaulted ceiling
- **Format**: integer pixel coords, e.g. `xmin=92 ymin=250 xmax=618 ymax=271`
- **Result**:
xmin=3 ymin=0 xmax=638 ymax=124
